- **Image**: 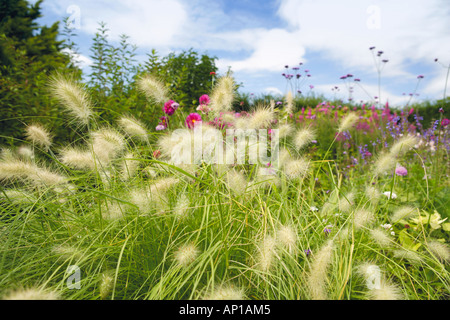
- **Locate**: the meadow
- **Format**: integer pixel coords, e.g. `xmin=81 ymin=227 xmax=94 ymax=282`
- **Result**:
xmin=0 ymin=70 xmax=449 ymax=301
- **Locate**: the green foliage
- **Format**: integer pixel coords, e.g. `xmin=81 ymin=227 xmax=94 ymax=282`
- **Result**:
xmin=0 ymin=0 xmax=76 ymax=146
xmin=145 ymin=48 xmax=218 ymax=108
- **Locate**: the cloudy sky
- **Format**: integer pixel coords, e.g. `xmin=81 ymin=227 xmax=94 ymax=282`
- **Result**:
xmin=34 ymin=0 xmax=450 ymax=106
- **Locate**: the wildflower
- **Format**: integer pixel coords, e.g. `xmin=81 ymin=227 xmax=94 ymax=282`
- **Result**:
xmin=185 ymin=113 xmax=202 ymax=129
xmin=199 ymin=94 xmax=210 ymax=105
xmin=155 ymin=124 xmax=166 ymax=131
xmin=383 ymin=191 xmax=397 ymax=199
xmin=310 ymin=206 xmax=319 ymax=212
xmin=174 ymin=243 xmax=199 ymax=267
xmin=25 ymin=124 xmax=52 ymax=150
xmin=307 ymin=240 xmax=334 ymax=300
xmin=395 ymin=165 xmax=408 ymax=176
xmin=48 ymin=73 xmax=94 ymax=125
xmin=442 ymin=118 xmax=450 ymax=127
xmin=305 ymin=249 xmax=312 ymax=256
xmin=163 ymin=100 xmax=178 ymax=116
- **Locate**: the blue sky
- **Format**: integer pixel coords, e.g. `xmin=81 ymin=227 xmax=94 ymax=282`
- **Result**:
xmin=33 ymin=0 xmax=450 ymax=107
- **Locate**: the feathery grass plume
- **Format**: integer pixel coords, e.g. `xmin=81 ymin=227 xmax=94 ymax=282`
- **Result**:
xmin=226 ymin=169 xmax=247 ymax=195
xmin=234 ymin=116 xmax=249 ymax=130
xmin=248 ymin=105 xmax=275 ymax=129
xmin=99 ymin=271 xmax=115 ymax=300
xmin=389 ymin=135 xmax=419 ymax=157
xmin=307 ymin=240 xmax=334 ymax=300
xmin=426 ymin=240 xmax=450 ymax=263
xmin=16 ymin=145 xmax=34 ymax=160
xmin=365 ymin=186 xmax=381 ymax=205
xmin=101 ymin=201 xmax=127 ymax=220
xmin=338 ymin=192 xmax=355 ymax=213
xmin=277 ymin=123 xmax=294 ymax=139
xmin=368 ymin=279 xmax=404 ymax=300
xmin=357 ymin=263 xmax=382 ymax=290
xmin=279 ymin=147 xmax=293 ymax=166
xmin=0 ymin=159 xmax=36 ymax=181
xmin=284 ymin=91 xmax=295 ymax=115
xmin=49 ymin=73 xmax=93 ymax=125
xmin=52 ymin=244 xmax=84 ymax=260
xmin=137 ymin=74 xmax=169 ymax=104
xmin=276 ymin=224 xmax=298 ymax=254
xmin=391 ymin=206 xmax=417 ymax=223
xmin=149 ymin=177 xmax=179 ymax=212
xmin=0 ymin=148 xmax=14 ymax=161
xmin=173 ymin=193 xmax=190 ymax=219
xmin=373 ymin=152 xmax=396 ymax=175
xmin=25 ymin=123 xmax=52 ymax=150
xmin=129 ymin=187 xmax=152 ymax=214
xmin=338 ymin=112 xmax=359 ymax=132
xmin=293 ymin=127 xmax=316 ymax=150
xmin=210 ymin=75 xmax=235 ymax=115
xmin=117 ymin=116 xmax=149 ymax=142
xmin=174 ymin=243 xmax=199 ymax=267
xmin=283 ymin=157 xmax=310 ymax=180
xmin=91 ymin=128 xmax=126 ymax=166
xmin=353 ymin=209 xmax=375 ymax=230
xmin=203 ymin=284 xmax=245 ymax=300
xmin=3 ymin=287 xmax=60 ymax=300
xmin=250 ymin=167 xmax=280 ymax=190
xmin=157 ymin=129 xmax=194 ymax=164
xmin=393 ymin=248 xmax=423 ymax=264
xmin=30 ymin=166 xmax=68 ymax=186
xmin=255 ymin=234 xmax=278 ymax=272
xmin=142 ymin=166 xmax=158 ymax=178
xmin=60 ymin=147 xmax=96 ymax=170
xmin=1 ymin=190 xmax=36 ymax=204
xmin=369 ymin=228 xmax=393 ymax=247
xmin=120 ymin=152 xmax=140 ymax=181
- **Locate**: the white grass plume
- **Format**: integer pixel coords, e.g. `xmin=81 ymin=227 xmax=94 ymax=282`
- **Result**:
xmin=203 ymin=284 xmax=245 ymax=300
xmin=137 ymin=74 xmax=169 ymax=104
xmin=353 ymin=209 xmax=375 ymax=230
xmin=369 ymin=228 xmax=393 ymax=247
xmin=91 ymin=128 xmax=126 ymax=166
xmin=174 ymin=243 xmax=199 ymax=267
xmin=338 ymin=113 xmax=359 ymax=132
xmin=3 ymin=287 xmax=60 ymax=300
xmin=307 ymin=240 xmax=334 ymax=300
xmin=389 ymin=135 xmax=419 ymax=157
xmin=210 ymin=75 xmax=235 ymax=115
xmin=248 ymin=106 xmax=275 ymax=129
xmin=293 ymin=127 xmax=316 ymax=150
xmin=60 ymin=147 xmax=96 ymax=170
xmin=283 ymin=157 xmax=310 ymax=180
xmin=427 ymin=240 xmax=450 ymax=263
xmin=391 ymin=206 xmax=417 ymax=223
xmin=373 ymin=152 xmax=396 ymax=176
xmin=276 ymin=224 xmax=298 ymax=254
xmin=277 ymin=123 xmax=294 ymax=139
xmin=226 ymin=169 xmax=247 ymax=195
xmin=284 ymin=91 xmax=295 ymax=115
xmin=173 ymin=193 xmax=190 ymax=220
xmin=120 ymin=152 xmax=140 ymax=181
xmin=49 ymin=73 xmax=93 ymax=125
xmin=255 ymin=234 xmax=278 ymax=272
xmin=25 ymin=124 xmax=52 ymax=150
xmin=16 ymin=145 xmax=34 ymax=160
xmin=118 ymin=116 xmax=149 ymax=142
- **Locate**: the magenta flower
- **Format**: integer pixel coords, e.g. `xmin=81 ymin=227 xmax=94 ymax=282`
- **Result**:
xmin=163 ymin=100 xmax=179 ymax=116
xmin=185 ymin=113 xmax=202 ymax=129
xmin=395 ymin=166 xmax=408 ymax=176
xmin=199 ymin=94 xmax=210 ymax=105
xmin=442 ymin=118 xmax=450 ymax=127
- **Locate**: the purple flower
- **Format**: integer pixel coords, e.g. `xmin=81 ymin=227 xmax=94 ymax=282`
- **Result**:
xmin=442 ymin=118 xmax=450 ymax=127
xmin=305 ymin=249 xmax=311 ymax=256
xmin=395 ymin=166 xmax=408 ymax=176
xmin=417 ymin=75 xmax=424 ymax=79
xmin=155 ymin=124 xmax=166 ymax=131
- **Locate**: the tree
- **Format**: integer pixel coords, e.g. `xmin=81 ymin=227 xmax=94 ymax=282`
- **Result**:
xmin=0 ymin=0 xmax=76 ymax=145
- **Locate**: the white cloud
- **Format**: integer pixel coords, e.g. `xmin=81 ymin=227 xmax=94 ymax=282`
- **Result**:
xmin=264 ymin=87 xmax=284 ymax=96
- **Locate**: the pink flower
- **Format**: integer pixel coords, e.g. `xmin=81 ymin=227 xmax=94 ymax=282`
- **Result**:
xmin=163 ymin=100 xmax=178 ymax=116
xmin=395 ymin=166 xmax=408 ymax=176
xmin=185 ymin=113 xmax=202 ymax=129
xmin=442 ymin=118 xmax=450 ymax=127
xmin=199 ymin=94 xmax=210 ymax=105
